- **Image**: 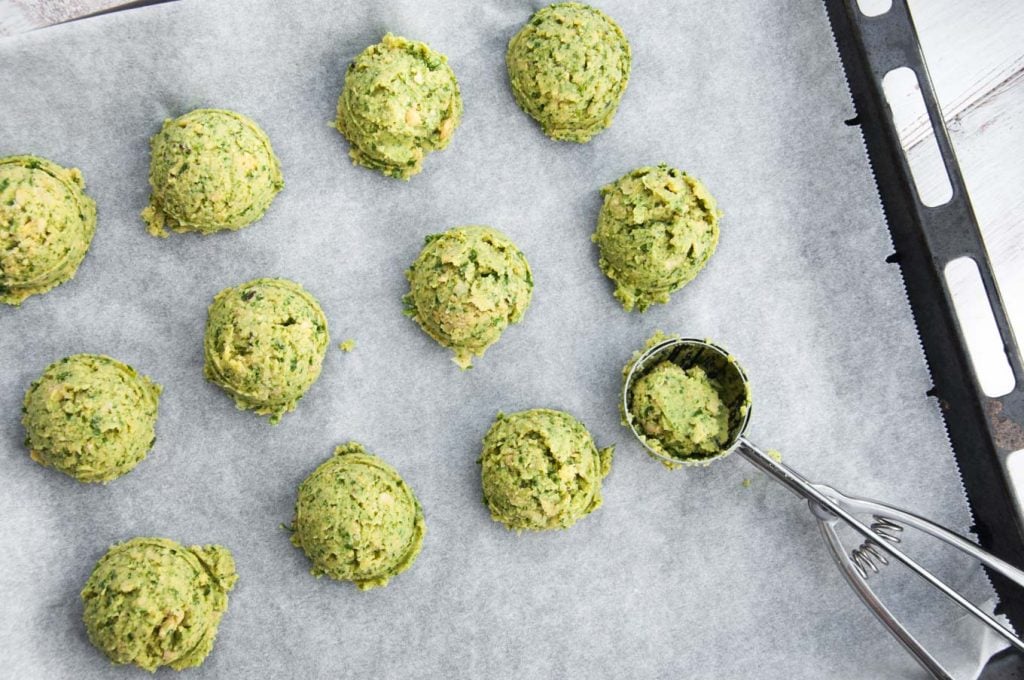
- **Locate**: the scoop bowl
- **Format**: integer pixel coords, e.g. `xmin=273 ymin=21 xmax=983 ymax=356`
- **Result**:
xmin=622 ymin=337 xmax=752 ymax=466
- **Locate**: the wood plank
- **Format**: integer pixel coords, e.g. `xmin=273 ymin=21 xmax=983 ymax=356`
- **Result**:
xmin=901 ymin=0 xmax=1024 ymax=358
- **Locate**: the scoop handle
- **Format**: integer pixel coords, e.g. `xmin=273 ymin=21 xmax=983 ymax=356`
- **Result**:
xmin=816 ymin=518 xmax=951 ymax=680
xmin=818 ymin=484 xmax=1024 ymax=590
xmin=736 ymin=438 xmax=1024 ymax=656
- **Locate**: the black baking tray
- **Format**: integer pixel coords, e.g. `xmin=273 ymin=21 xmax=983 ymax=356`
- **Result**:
xmin=62 ymin=0 xmax=1024 ymax=674
xmin=824 ymin=0 xmax=1024 ymax=675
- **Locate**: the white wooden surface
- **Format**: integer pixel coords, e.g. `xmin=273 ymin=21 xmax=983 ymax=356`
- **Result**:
xmin=903 ymin=0 xmax=1024 ymax=398
xmin=1 ymin=0 xmax=1022 ymax=383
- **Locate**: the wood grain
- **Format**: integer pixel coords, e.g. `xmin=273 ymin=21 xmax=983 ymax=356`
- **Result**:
xmin=897 ymin=0 xmax=1024 ymax=393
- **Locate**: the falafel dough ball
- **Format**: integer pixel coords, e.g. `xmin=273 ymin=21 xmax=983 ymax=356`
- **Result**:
xmin=0 ymin=154 xmax=97 ymax=306
xmin=142 ymin=108 xmax=283 ymax=237
xmin=81 ymin=537 xmax=237 ymax=672
xmin=593 ymin=164 xmax=720 ymax=312
xmin=203 ymin=278 xmax=329 ymax=424
xmin=334 ymin=34 xmax=462 ymax=179
xmin=506 ymin=3 xmax=631 ymax=142
xmin=403 ymin=226 xmax=533 ymax=369
xmin=22 ymin=354 xmax=161 ymax=483
xmin=290 ymin=442 xmax=426 ymax=590
xmin=479 ymin=408 xmax=613 ymax=532
xmin=630 ymin=360 xmax=731 ymax=461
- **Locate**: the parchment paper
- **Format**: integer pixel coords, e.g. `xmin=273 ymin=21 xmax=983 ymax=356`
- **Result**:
xmin=0 ymin=1 xmax=1002 ymax=677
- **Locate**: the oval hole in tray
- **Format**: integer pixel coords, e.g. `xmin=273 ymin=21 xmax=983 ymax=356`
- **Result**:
xmin=857 ymin=0 xmax=892 ymax=17
xmin=1004 ymin=449 xmax=1024 ymax=524
xmin=882 ymin=67 xmax=954 ymax=207
xmin=944 ymin=256 xmax=1015 ymax=397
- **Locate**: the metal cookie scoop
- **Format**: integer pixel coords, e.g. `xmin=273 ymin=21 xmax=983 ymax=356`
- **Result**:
xmin=622 ymin=337 xmax=1024 ymax=680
